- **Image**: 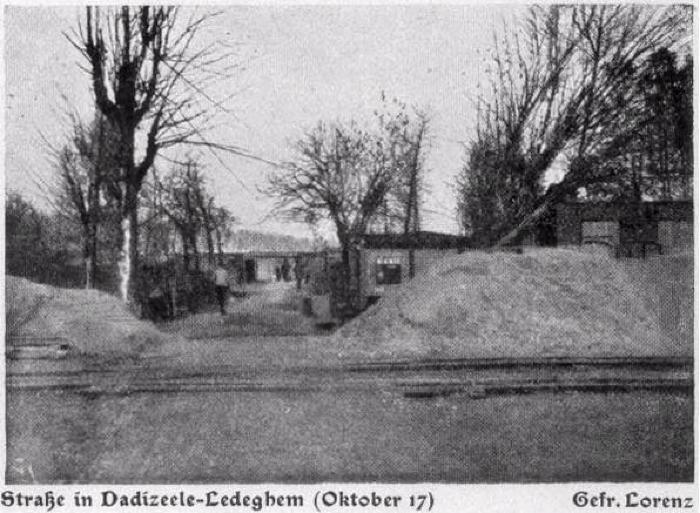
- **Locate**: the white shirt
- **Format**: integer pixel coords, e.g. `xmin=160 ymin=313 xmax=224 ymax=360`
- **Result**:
xmin=214 ymin=268 xmax=228 ymax=286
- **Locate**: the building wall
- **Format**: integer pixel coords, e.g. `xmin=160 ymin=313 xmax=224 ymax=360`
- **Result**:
xmin=556 ymin=202 xmax=692 ymax=252
xmin=581 ymin=221 xmax=619 ymax=245
xmin=357 ymin=248 xmax=459 ymax=300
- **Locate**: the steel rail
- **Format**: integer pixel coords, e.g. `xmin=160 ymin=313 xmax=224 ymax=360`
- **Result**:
xmin=6 ymin=355 xmax=693 ymax=380
xmin=7 ymin=355 xmax=694 ymax=398
xmin=8 ymin=375 xmax=693 ymax=397
xmin=342 ymin=355 xmax=693 ymax=373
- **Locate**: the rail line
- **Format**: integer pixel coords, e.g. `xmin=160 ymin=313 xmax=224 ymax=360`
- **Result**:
xmin=343 ymin=355 xmax=693 ymax=372
xmin=6 ymin=355 xmax=693 ymax=398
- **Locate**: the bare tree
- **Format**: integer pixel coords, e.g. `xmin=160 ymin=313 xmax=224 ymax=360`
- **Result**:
xmin=6 ymin=192 xmax=79 ymax=288
xmin=457 ymin=5 xmax=688 ymax=246
xmin=192 ymin=174 xmax=219 ymax=265
xmin=152 ymin=159 xmax=234 ymax=270
xmin=361 ymin=99 xmax=430 ymax=236
xmin=269 ymin=121 xmax=396 ymax=260
xmin=68 ymin=6 xmax=235 ymax=305
xmin=6 ymin=192 xmax=51 ymax=281
xmin=399 ymin=109 xmax=429 ymax=235
xmin=53 ymin=113 xmax=119 ymax=288
xmin=158 ymin=161 xmax=203 ymax=272
xmin=211 ymin=206 xmax=234 ymax=260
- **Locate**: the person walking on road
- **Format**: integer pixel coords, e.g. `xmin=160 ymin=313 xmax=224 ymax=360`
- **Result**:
xmin=214 ymin=263 xmax=229 ymax=315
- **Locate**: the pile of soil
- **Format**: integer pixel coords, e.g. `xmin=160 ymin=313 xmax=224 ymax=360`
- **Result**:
xmin=6 ymin=276 xmax=177 ymax=356
xmin=621 ymin=253 xmax=693 ymax=353
xmin=338 ymin=249 xmax=686 ymax=359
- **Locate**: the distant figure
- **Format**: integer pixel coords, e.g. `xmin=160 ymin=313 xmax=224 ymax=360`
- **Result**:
xmin=214 ymin=264 xmax=229 ymax=315
xmin=275 ymin=266 xmax=282 ymax=282
xmin=281 ymin=257 xmax=291 ymax=282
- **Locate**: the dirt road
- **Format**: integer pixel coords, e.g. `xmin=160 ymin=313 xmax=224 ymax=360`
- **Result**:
xmin=6 ymin=350 xmax=694 ymax=483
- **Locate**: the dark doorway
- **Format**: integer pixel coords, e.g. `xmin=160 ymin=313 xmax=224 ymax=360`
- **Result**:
xmin=619 ymin=221 xmax=659 ymax=258
xmin=535 ymin=207 xmax=558 ymax=246
xmin=244 ymin=259 xmax=256 ymax=283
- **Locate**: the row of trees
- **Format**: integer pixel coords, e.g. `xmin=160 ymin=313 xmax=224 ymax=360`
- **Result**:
xmin=49 ymin=97 xmax=427 ymax=298
xmin=27 ymin=5 xmax=430 ymax=308
xmin=62 ymin=6 xmax=244 ymax=304
xmin=14 ymin=5 xmax=692 ymax=308
xmin=146 ymin=160 xmax=233 ymax=271
xmin=6 ymin=192 xmax=78 ymax=286
xmin=456 ymin=5 xmax=692 ymax=246
xmin=267 ymin=5 xmax=691 ymax=260
xmin=43 ymin=111 xmax=233 ymax=293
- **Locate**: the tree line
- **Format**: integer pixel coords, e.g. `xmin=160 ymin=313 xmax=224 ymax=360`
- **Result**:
xmin=10 ymin=116 xmax=233 ymax=295
xmin=268 ymin=5 xmax=691 ymax=256
xmin=456 ymin=5 xmax=692 ymax=247
xmin=10 ymin=7 xmax=239 ymax=304
xmin=7 ymin=5 xmax=692 ymax=308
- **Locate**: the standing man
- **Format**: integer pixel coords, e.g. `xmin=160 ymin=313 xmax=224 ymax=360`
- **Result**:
xmin=214 ymin=261 xmax=229 ymax=315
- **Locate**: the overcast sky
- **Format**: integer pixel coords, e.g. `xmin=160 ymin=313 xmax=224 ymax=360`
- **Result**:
xmin=4 ymin=5 xmax=523 ymax=240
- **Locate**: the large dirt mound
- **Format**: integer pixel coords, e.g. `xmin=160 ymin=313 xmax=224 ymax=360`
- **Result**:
xmin=338 ymin=249 xmax=685 ymax=359
xmin=621 ymin=253 xmax=693 ymax=352
xmin=6 ymin=276 xmax=175 ymax=356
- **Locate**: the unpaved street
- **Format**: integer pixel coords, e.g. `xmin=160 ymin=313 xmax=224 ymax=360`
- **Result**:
xmin=6 ymin=347 xmax=694 ymax=483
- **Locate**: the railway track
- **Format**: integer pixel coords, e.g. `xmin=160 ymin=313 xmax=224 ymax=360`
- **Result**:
xmin=343 ymin=355 xmax=693 ymax=372
xmin=6 ymin=355 xmax=693 ymax=398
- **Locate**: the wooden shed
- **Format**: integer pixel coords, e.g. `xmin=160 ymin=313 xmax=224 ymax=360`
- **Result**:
xmin=556 ymin=201 xmax=692 ymax=257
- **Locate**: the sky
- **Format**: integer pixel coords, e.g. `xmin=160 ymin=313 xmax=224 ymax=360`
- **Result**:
xmin=4 ymin=5 xmax=524 ymax=241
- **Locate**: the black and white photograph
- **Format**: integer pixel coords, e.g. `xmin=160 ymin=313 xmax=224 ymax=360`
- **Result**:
xmin=3 ymin=1 xmax=695 ymax=492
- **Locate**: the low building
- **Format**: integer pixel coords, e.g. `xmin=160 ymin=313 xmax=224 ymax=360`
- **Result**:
xmin=221 ymin=251 xmax=313 ymax=283
xmin=311 ymin=231 xmax=465 ymax=315
xmin=300 ymin=231 xmax=466 ymax=320
xmin=353 ymin=231 xmax=466 ymax=303
xmin=556 ymin=200 xmax=692 ymax=256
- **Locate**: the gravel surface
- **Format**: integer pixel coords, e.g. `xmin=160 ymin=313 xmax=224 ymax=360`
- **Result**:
xmin=6 ymin=388 xmax=692 ymax=483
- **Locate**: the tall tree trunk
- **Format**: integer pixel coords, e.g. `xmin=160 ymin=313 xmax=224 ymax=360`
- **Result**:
xmin=403 ymin=121 xmax=425 ymax=235
xmin=189 ymin=230 xmax=200 ymax=271
xmin=200 ymin=198 xmax=216 ymax=265
xmin=404 ymin=168 xmax=418 ymax=235
xmin=335 ymin=224 xmax=353 ymax=317
xmin=202 ymin=213 xmax=215 ymax=266
xmin=181 ymin=233 xmax=191 ymax=272
xmin=127 ymin=203 xmax=139 ymax=302
xmin=116 ymin=124 xmax=141 ymax=309
xmin=215 ymin=227 xmax=223 ymax=260
xmin=85 ymin=174 xmax=101 ymax=289
xmin=119 ymin=180 xmax=140 ymax=309
xmin=84 ymin=221 xmax=98 ymax=289
xmin=205 ymin=227 xmax=215 ymax=266
xmin=83 ymin=229 xmax=93 ymax=289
